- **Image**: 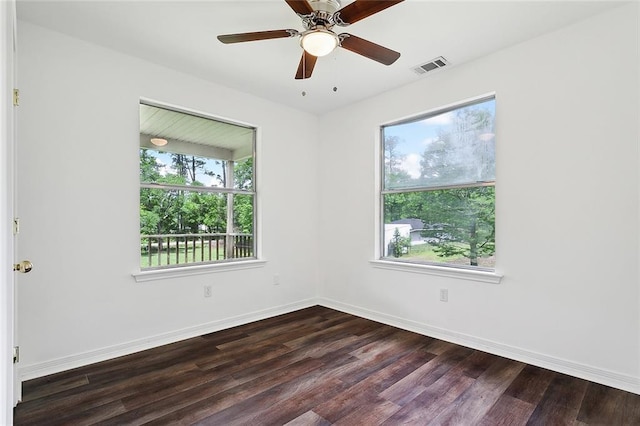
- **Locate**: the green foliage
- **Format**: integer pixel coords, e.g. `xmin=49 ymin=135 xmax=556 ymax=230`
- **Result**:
xmin=391 ymin=227 xmax=411 ymax=258
xmin=233 ymin=194 xmax=254 ymax=234
xmin=421 ymin=187 xmax=495 ymax=266
xmin=234 ymin=157 xmax=253 ymax=190
xmin=139 ymin=149 xmax=254 ymax=239
xmin=140 ymin=149 xmax=161 ymax=182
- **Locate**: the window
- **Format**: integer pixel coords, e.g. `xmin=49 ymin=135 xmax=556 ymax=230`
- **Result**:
xmin=381 ymin=96 xmax=496 ymax=270
xmin=139 ymin=102 xmax=256 ymax=270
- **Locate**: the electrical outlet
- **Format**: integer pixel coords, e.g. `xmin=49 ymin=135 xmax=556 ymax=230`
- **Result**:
xmin=273 ymin=274 xmax=280 ymax=285
xmin=439 ymin=288 xmax=448 ymax=302
xmin=204 ymin=285 xmax=212 ymax=298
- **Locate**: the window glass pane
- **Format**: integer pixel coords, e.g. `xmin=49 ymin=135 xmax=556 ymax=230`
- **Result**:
xmin=139 ymin=103 xmax=256 ymax=269
xmin=383 ymin=98 xmax=495 ymax=190
xmin=383 ymin=186 xmax=495 ymax=269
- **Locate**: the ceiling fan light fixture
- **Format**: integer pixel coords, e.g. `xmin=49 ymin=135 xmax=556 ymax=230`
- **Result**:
xmin=300 ymin=29 xmax=339 ymax=57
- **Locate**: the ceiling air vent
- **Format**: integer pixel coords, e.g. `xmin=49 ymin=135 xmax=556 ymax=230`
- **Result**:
xmin=412 ymin=56 xmax=449 ymax=75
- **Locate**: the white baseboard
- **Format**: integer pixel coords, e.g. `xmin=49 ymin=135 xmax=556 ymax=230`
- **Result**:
xmin=19 ymin=298 xmax=317 ymax=381
xmin=19 ymin=297 xmax=640 ymax=397
xmin=318 ymin=297 xmax=640 ymax=395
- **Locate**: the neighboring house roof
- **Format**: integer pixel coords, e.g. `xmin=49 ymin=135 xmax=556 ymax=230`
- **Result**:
xmin=390 ymin=218 xmax=425 ymax=231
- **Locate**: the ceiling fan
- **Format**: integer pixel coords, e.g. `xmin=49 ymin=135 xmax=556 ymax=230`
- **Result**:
xmin=217 ymin=0 xmax=404 ymax=79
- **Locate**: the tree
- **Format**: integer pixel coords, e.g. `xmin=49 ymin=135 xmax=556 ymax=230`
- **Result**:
xmin=418 ymin=187 xmax=494 ymax=266
xmin=233 ymin=195 xmax=253 ymax=234
xmin=384 ymin=135 xmax=411 ymax=188
xmin=418 ymin=105 xmax=495 ymax=266
xmin=140 ymin=148 xmax=161 ymax=182
xmin=181 ymin=192 xmax=226 ymax=233
xmin=170 ymin=153 xmax=216 ymax=185
xmin=390 ymin=227 xmax=411 ymax=258
xmin=234 ymin=157 xmax=253 ymax=190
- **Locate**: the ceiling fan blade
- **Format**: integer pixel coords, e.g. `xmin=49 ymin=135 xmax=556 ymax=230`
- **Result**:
xmin=285 ymin=0 xmax=314 ymax=16
xmin=295 ymin=51 xmax=318 ymax=79
xmin=334 ymin=0 xmax=404 ymax=26
xmin=339 ymin=33 xmax=400 ymax=65
xmin=217 ymin=29 xmax=298 ymax=44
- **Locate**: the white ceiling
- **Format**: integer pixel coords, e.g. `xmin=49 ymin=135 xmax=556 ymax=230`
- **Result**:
xmin=17 ymin=0 xmax=626 ymax=115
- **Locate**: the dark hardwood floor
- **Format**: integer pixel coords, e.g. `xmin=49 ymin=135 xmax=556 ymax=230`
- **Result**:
xmin=13 ymin=306 xmax=640 ymax=425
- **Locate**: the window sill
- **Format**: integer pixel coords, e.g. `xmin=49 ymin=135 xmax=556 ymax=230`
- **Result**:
xmin=132 ymin=259 xmax=267 ymax=282
xmin=369 ymin=260 xmax=503 ymax=284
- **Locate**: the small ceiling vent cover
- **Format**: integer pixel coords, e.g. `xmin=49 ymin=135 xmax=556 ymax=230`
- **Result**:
xmin=412 ymin=56 xmax=449 ymax=75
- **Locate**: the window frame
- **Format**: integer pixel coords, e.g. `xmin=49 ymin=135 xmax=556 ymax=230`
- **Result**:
xmin=376 ymin=94 xmax=502 ymax=283
xmin=137 ymin=99 xmax=259 ymax=275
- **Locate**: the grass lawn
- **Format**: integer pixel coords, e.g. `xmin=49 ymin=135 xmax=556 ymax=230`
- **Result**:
xmin=395 ymin=243 xmax=495 ymax=268
xmin=140 ymin=245 xmax=254 ymax=269
xmin=141 ymin=245 xmax=227 ymax=268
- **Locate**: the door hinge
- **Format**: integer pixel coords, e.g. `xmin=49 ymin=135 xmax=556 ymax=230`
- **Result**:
xmin=13 ymin=346 xmax=19 ymax=364
xmin=13 ymin=89 xmax=19 ymax=106
xmin=13 ymin=218 xmax=19 ymax=235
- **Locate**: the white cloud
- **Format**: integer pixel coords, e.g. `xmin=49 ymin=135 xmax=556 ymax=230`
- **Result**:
xmin=399 ymin=153 xmax=421 ymax=179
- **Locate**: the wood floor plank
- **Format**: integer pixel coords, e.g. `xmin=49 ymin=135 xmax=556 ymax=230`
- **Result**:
xmin=477 ymin=394 xmax=535 ymax=425
xmin=623 ymin=392 xmax=640 ymax=424
xmin=14 ymin=360 xmax=200 ymax=424
xmin=314 ymin=349 xmax=434 ymax=423
xmin=505 ymin=363 xmax=556 ymax=405
xmin=214 ymin=314 xmax=334 ymax=352
xmin=19 ymin=373 xmax=89 ymax=403
xmin=576 ymin=382 xmax=628 ymax=424
xmin=379 ymin=344 xmax=473 ymax=406
xmin=143 ymin=357 xmax=326 ymax=425
xmin=427 ymin=357 xmax=525 ymax=425
xmin=14 ymin=306 xmax=640 ymax=425
xmin=333 ymin=397 xmax=401 ymax=426
xmin=283 ymin=316 xmax=386 ymax=350
xmin=22 ymin=399 xmax=127 ymax=426
xmin=96 ymin=374 xmax=241 ymax=425
xmin=526 ymin=373 xmax=589 ymax=426
xmin=382 ymin=347 xmax=496 ymax=413
xmin=193 ymin=372 xmax=347 ymax=425
xmin=381 ymin=366 xmax=476 ymax=425
xmin=284 ymin=410 xmax=332 ymax=426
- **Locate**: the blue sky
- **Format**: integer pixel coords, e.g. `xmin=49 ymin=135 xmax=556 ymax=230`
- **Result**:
xmin=383 ymin=99 xmax=495 ymax=178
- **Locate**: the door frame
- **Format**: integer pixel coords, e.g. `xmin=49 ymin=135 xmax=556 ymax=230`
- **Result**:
xmin=1 ymin=0 xmax=17 ymax=421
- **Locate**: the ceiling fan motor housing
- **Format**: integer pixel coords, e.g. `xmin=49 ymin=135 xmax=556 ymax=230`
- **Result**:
xmin=305 ymin=0 xmax=341 ymax=28
xmin=309 ymin=0 xmax=341 ymax=14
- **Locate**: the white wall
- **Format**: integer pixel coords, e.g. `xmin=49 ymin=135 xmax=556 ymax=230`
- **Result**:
xmin=16 ymin=21 xmax=320 ymax=378
xmin=318 ymin=4 xmax=640 ymax=393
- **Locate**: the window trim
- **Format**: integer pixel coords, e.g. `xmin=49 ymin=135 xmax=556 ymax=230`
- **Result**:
xmin=377 ymin=93 xmax=498 ymax=276
xmin=370 ymin=259 xmax=502 ymax=284
xmin=137 ymin=98 xmax=259 ymax=273
xmin=132 ymin=259 xmax=267 ymax=283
